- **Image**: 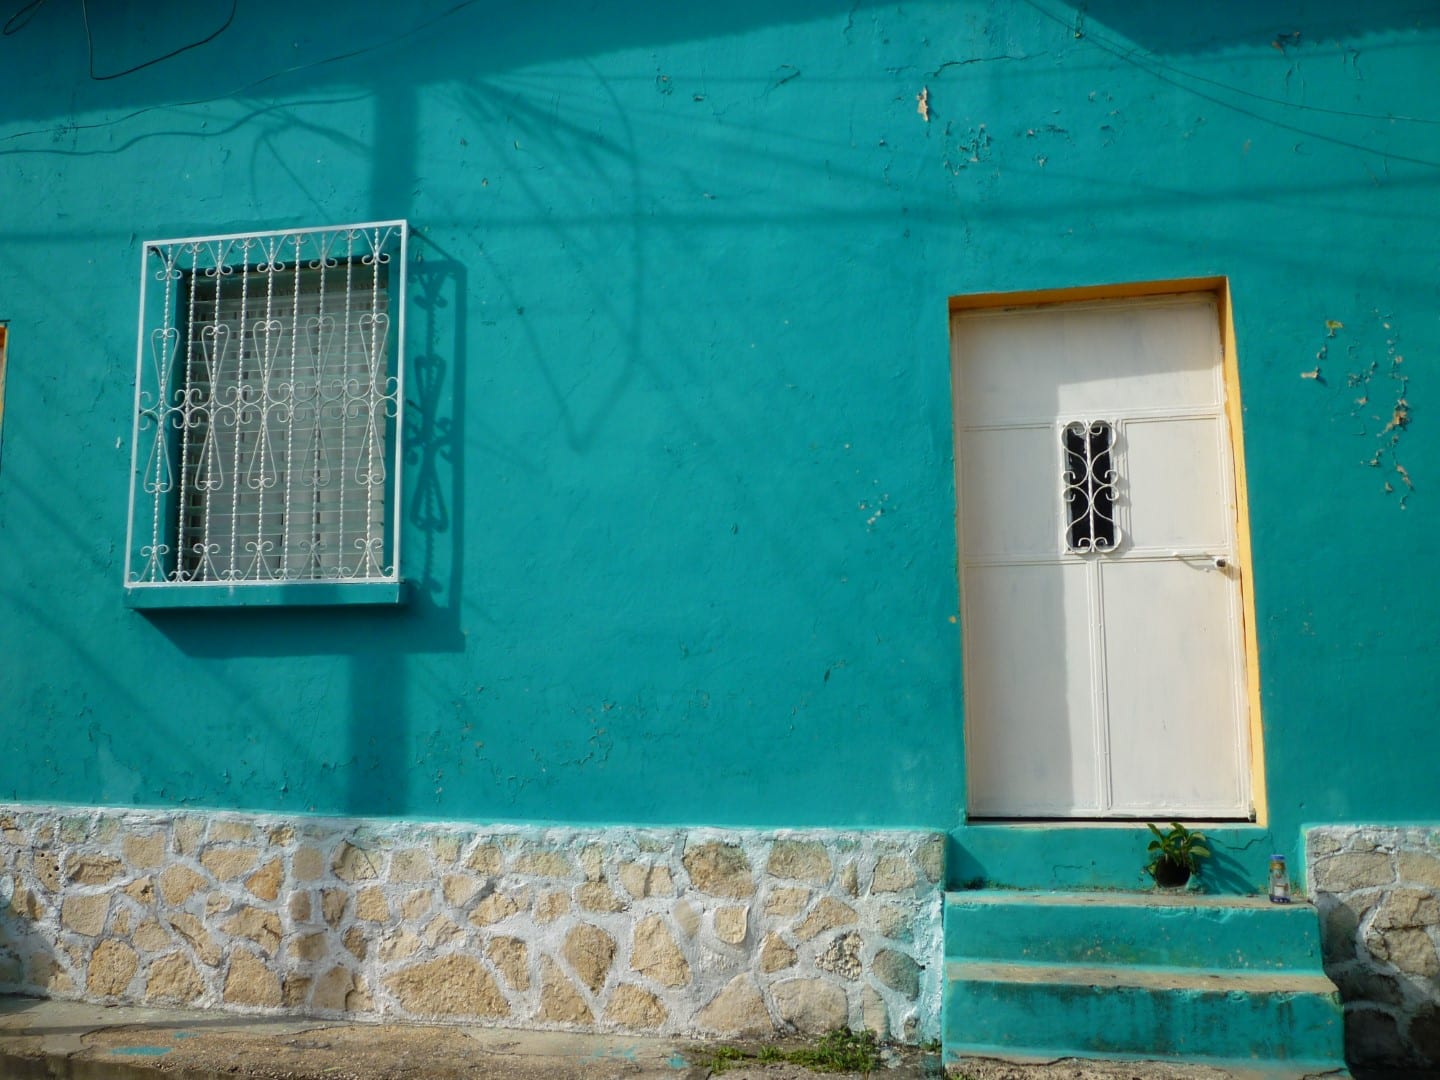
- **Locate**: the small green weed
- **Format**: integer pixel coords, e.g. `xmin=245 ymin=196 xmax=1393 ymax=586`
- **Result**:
xmin=697 ymin=1028 xmax=884 ymax=1075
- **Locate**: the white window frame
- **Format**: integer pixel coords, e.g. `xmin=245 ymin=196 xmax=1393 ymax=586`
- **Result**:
xmin=124 ymin=221 xmax=409 ymax=607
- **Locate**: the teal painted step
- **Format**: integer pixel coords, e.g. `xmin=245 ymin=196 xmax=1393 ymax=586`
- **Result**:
xmin=946 ymin=890 xmax=1324 ymax=972
xmin=942 ymin=890 xmax=1347 ymax=1073
xmin=948 ymin=824 xmax=1284 ymax=894
xmin=944 ymin=961 xmax=1345 ymax=1069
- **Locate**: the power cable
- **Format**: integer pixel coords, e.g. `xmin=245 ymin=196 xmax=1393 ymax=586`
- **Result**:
xmin=81 ymin=0 xmax=237 ymax=80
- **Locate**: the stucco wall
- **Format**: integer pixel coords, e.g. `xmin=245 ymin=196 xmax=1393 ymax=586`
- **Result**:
xmin=0 ymin=3 xmax=1435 ymax=858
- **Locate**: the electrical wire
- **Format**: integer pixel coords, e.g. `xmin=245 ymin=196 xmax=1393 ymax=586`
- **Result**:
xmin=2 ymin=0 xmax=47 ymax=37
xmin=82 ymin=0 xmax=237 ymax=81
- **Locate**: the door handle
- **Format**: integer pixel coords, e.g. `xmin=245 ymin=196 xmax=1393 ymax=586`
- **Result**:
xmin=1170 ymin=551 xmax=1231 ymax=571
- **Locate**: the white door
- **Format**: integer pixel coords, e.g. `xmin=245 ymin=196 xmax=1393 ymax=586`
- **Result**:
xmin=952 ymin=294 xmax=1252 ymax=819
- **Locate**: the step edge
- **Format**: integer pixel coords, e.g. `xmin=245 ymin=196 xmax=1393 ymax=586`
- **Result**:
xmin=944 ymin=959 xmax=1341 ymax=994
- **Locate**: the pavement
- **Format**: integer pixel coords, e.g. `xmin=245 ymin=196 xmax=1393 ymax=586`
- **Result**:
xmin=0 ymin=995 xmax=943 ymax=1079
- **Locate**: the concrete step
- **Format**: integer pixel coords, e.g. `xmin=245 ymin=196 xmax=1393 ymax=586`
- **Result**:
xmin=944 ymin=960 xmax=1346 ymax=1071
xmin=945 ymin=888 xmax=1324 ymax=972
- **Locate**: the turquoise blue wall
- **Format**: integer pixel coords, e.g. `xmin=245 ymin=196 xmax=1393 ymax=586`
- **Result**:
xmin=0 ymin=3 xmax=1435 ymax=861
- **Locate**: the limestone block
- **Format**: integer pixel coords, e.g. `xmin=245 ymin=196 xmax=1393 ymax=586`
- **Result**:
xmin=916 ymin=836 xmax=945 ymax=883
xmin=871 ymin=855 xmax=917 ymax=894
xmin=1410 ymin=1004 xmax=1440 ymax=1065
xmin=400 ymin=887 xmax=432 ymax=921
xmin=223 ymin=949 xmax=282 ymax=1007
xmin=793 ymin=897 xmax=858 ymax=941
xmin=385 ymin=955 xmax=508 ymax=1018
xmin=764 ymin=887 xmax=810 ymax=917
xmin=389 ymin=848 xmax=433 ymax=884
xmin=486 ymin=936 xmax=529 ymax=991
xmin=1399 ymin=852 xmax=1440 ymax=890
xmin=1372 ymin=928 xmax=1440 ymax=977
xmin=87 ymin=940 xmax=139 ymax=996
xmin=1315 ymin=851 xmax=1395 ymax=892
xmin=422 ymin=914 xmax=462 ymax=949
xmin=442 ymin=874 xmax=477 ymax=907
xmin=605 ymin=983 xmax=667 ymax=1029
xmin=172 ymin=818 xmax=204 ymax=857
xmin=465 ymin=844 xmax=502 ymax=875
xmin=695 ymin=974 xmax=773 ymax=1036
xmin=123 ymin=877 xmax=155 ymax=905
xmin=201 ymin=847 xmax=259 ymax=882
xmin=220 ymin=907 xmax=280 ymax=957
xmin=631 ymin=915 xmax=690 ymax=987
xmin=760 ymin=933 xmax=798 ymax=973
xmin=31 ymin=851 xmax=60 ymax=892
xmin=877 ymin=903 xmax=913 ymax=942
xmin=289 ymin=932 xmax=329 ymax=963
xmin=579 ymin=845 xmax=604 ymax=881
xmin=538 ymin=956 xmax=592 ymax=1024
xmin=872 ymin=949 xmax=920 ymax=998
xmin=683 ymin=842 xmax=753 ymax=899
xmin=311 ymin=965 xmax=355 ymax=1012
xmin=431 ymin=834 xmax=461 ymax=864
xmin=332 ymin=843 xmax=380 ymax=883
xmin=289 ymin=893 xmax=312 ymax=923
xmin=766 ymin=841 xmax=832 ymax=884
xmin=245 ymin=859 xmax=283 ymax=902
xmin=205 ymin=892 xmax=232 ymax=918
xmin=1346 ymin=1007 xmax=1403 ymax=1065
xmin=292 ymin=846 xmax=325 ymax=882
xmin=673 ymin=900 xmax=700 ymax=939
xmin=469 ymin=891 xmax=524 ymax=927
xmin=1372 ymin=888 xmax=1440 ymax=932
xmin=267 ymin=825 xmax=296 ymax=847
xmin=0 ymin=948 xmax=18 ymax=986
xmin=535 ymin=890 xmax=570 ymax=924
xmin=321 ymin=889 xmax=348 ymax=927
xmin=564 ymin=923 xmax=616 ymax=993
xmin=60 ymin=894 xmax=109 ymax=937
xmin=283 ymin=976 xmax=313 ymax=1008
xmin=773 ymin=978 xmax=849 ymax=1034
xmin=209 ymin=821 xmax=255 ymax=843
xmin=841 ymin=861 xmax=860 ymax=897
xmin=343 ymin=927 xmax=368 ymax=960
xmin=715 ymin=905 xmax=749 ymax=945
xmin=144 ymin=953 xmax=203 ymax=1004
xmin=377 ymin=928 xmax=422 ymax=964
xmin=514 ymin=850 xmax=573 ymax=878
xmin=346 ymin=976 xmax=373 ymax=1013
xmin=817 ymin=931 xmax=863 ymax=981
xmin=28 ymin=954 xmax=74 ymax=993
xmin=168 ymin=912 xmax=222 ymax=966
xmin=576 ymin=881 xmax=628 ymax=913
xmin=158 ymin=866 xmax=208 ymax=906
xmin=351 ymin=887 xmax=387 ymax=923
xmin=862 ymin=984 xmax=889 ymax=1038
xmin=66 ymin=853 xmax=123 ymax=885
xmin=133 ymin=921 xmax=171 ymax=952
xmin=112 ymin=909 xmax=132 ymax=936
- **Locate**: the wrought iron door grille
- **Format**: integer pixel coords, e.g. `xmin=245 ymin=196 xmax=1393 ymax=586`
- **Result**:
xmin=1062 ymin=419 xmax=1120 ymax=552
xmin=126 ymin=222 xmax=408 ymax=588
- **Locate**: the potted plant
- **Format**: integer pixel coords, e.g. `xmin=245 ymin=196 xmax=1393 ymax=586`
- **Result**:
xmin=1145 ymin=822 xmax=1210 ymax=888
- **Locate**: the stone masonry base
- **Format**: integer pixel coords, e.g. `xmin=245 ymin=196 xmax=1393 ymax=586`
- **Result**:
xmin=0 ymin=806 xmax=943 ymax=1043
xmin=1309 ymin=825 xmax=1440 ymax=1067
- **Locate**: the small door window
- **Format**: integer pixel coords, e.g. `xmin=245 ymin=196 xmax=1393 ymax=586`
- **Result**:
xmin=1062 ymin=419 xmax=1119 ymax=553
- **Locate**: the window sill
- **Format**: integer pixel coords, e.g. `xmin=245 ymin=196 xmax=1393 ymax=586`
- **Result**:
xmin=124 ymin=580 xmax=407 ymax=609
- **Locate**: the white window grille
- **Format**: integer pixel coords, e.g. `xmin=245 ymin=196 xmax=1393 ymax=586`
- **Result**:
xmin=125 ymin=221 xmax=408 ymax=592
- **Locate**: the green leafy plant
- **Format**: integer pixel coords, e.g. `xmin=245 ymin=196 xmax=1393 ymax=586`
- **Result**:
xmin=1145 ymin=821 xmax=1210 ymax=887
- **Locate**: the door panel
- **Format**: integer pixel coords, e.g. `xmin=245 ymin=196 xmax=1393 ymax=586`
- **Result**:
xmin=1123 ymin=417 xmax=1231 ymax=552
xmin=959 ymin=426 xmax=1063 ymax=558
xmin=964 ymin=562 xmax=1099 ymax=816
xmin=1100 ymin=559 xmax=1247 ymax=814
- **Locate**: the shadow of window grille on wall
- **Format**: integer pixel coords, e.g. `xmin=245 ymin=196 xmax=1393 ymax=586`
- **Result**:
xmin=1062 ymin=419 xmax=1120 ymax=553
xmin=125 ymin=221 xmax=408 ymax=588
